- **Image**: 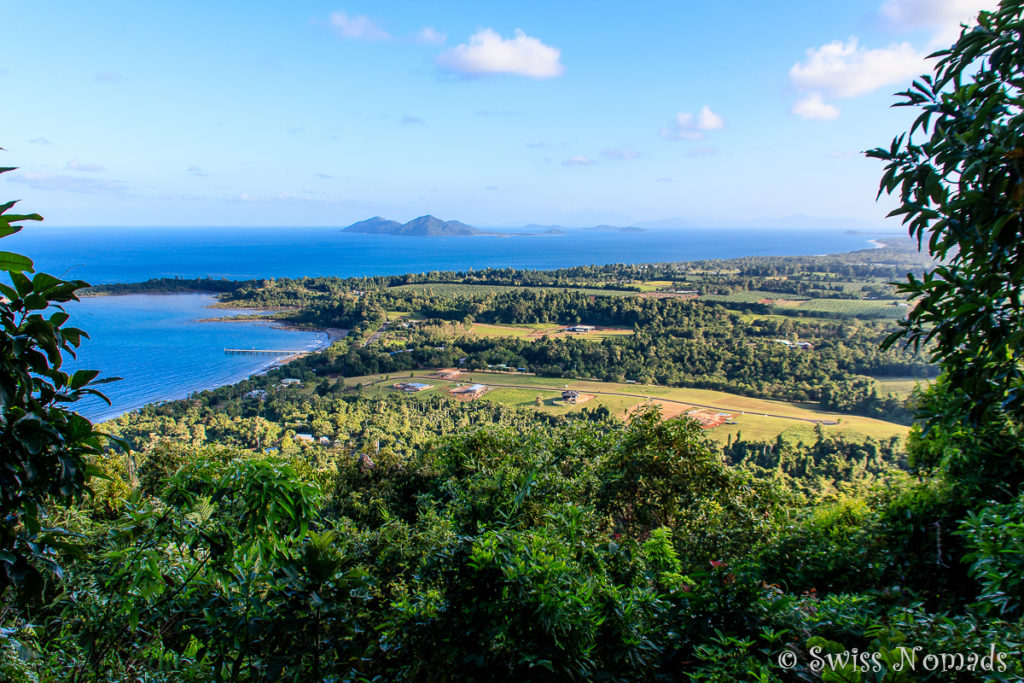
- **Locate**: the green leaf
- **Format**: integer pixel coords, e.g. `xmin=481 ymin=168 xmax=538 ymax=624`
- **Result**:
xmin=0 ymin=250 xmax=34 ymax=273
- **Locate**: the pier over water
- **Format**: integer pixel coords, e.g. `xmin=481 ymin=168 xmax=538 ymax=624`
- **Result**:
xmin=224 ymin=348 xmax=305 ymax=356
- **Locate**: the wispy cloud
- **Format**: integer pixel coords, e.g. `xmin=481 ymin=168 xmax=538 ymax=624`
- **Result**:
xmin=477 ymin=110 xmax=521 ymax=118
xmin=95 ymin=70 xmax=122 ymax=83
xmin=790 ymin=92 xmax=840 ymax=120
xmin=416 ymin=26 xmax=446 ymax=45
xmin=66 ymin=159 xmax=107 ymax=172
xmin=29 ymin=137 xmax=51 ymax=145
xmin=880 ymin=0 xmax=998 ymax=46
xmin=660 ymin=106 xmax=725 ymax=141
xmin=401 ymin=115 xmax=425 ymax=125
xmin=187 ymin=165 xmax=208 ymax=177
xmin=7 ymin=171 xmax=127 ymax=194
xmin=562 ymin=156 xmax=596 ymax=167
xmin=685 ymin=146 xmax=717 ymax=158
xmin=601 ymin=146 xmax=641 ymax=161
xmin=315 ymin=172 xmax=332 ymax=179
xmin=438 ymin=29 xmax=564 ymax=79
xmin=329 ymin=11 xmax=390 ymax=41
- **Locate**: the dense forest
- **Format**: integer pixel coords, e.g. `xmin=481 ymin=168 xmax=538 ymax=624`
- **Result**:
xmin=5 ymin=5 xmax=1024 ymax=681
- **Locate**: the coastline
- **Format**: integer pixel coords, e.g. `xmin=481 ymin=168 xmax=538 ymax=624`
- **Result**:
xmin=69 ymin=293 xmax=337 ymax=424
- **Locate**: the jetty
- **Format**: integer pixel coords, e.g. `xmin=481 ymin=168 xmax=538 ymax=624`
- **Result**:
xmin=224 ymin=348 xmax=306 ymax=356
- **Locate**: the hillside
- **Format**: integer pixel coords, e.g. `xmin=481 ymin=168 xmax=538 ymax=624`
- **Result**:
xmin=343 ymin=214 xmax=483 ymax=236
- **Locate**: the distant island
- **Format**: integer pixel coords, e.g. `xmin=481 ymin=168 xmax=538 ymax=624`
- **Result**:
xmin=343 ymin=215 xmax=483 ymax=236
xmin=343 ymin=216 xmax=646 ymax=237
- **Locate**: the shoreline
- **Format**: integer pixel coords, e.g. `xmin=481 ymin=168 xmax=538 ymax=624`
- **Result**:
xmin=82 ymin=295 xmax=347 ymax=423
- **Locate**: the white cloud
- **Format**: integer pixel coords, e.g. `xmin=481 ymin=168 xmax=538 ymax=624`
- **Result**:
xmin=416 ymin=26 xmax=446 ymax=45
xmin=66 ymin=159 xmax=107 ymax=172
xmin=329 ymin=11 xmax=389 ymax=41
xmin=187 ymin=165 xmax=207 ymax=177
xmin=880 ymin=0 xmax=998 ymax=45
xmin=562 ymin=156 xmax=596 ymax=166
xmin=660 ymin=106 xmax=725 ymax=140
xmin=789 ymin=38 xmax=925 ymax=99
xmin=29 ymin=137 xmax=50 ymax=145
xmin=401 ymin=115 xmax=425 ymax=125
xmin=790 ymin=92 xmax=841 ymax=120
xmin=7 ymin=171 xmax=126 ymax=194
xmin=437 ymin=29 xmax=564 ymax=79
xmin=601 ymin=146 xmax=641 ymax=160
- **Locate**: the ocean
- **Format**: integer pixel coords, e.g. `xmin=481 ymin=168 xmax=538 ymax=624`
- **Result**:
xmin=8 ymin=226 xmax=879 ymax=284
xmin=7 ymin=226 xmax=887 ymax=421
xmin=62 ymin=294 xmax=326 ymax=422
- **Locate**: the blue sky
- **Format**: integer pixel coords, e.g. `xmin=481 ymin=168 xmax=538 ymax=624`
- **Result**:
xmin=0 ymin=0 xmax=997 ymax=228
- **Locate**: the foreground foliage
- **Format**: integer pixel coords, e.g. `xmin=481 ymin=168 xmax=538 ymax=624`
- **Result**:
xmin=6 ymin=3 xmax=1024 ymax=678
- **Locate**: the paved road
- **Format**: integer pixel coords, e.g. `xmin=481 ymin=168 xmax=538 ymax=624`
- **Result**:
xmin=361 ymin=323 xmax=388 ymax=348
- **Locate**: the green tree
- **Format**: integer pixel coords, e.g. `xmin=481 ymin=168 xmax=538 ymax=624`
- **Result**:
xmin=869 ymin=0 xmax=1024 ymax=422
xmin=0 ymin=161 xmax=117 ymax=598
xmin=868 ymin=1 xmax=1024 ymax=498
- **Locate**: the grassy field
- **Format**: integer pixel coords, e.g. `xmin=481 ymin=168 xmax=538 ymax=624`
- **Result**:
xmin=339 ymin=370 xmax=909 ymax=446
xmin=389 ymin=283 xmax=634 ymax=297
xmin=701 ymin=291 xmax=907 ymax=319
xmin=466 ymin=323 xmax=634 ymax=341
xmin=874 ymin=377 xmax=930 ymax=399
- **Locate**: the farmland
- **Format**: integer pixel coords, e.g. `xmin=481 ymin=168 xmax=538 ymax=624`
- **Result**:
xmin=340 ymin=369 xmax=910 ymax=446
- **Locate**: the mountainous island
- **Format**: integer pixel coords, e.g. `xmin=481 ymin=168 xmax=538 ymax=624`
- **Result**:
xmin=343 ymin=215 xmax=484 ymax=236
xmin=344 ymin=216 xmax=647 ymax=237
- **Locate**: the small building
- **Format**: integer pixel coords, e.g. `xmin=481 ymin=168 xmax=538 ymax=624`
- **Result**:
xmin=433 ymin=369 xmax=462 ymax=380
xmin=243 ymin=389 xmax=267 ymax=400
xmin=318 ymin=436 xmax=331 ymax=445
xmin=294 ymin=433 xmax=315 ymax=442
xmin=796 ymin=341 xmax=814 ymax=350
xmin=566 ymin=325 xmax=596 ymax=333
xmin=280 ymin=378 xmax=302 ymax=386
xmin=562 ymin=390 xmax=580 ymax=404
xmin=450 ymin=383 xmax=487 ymax=397
xmin=394 ymin=382 xmax=432 ymax=392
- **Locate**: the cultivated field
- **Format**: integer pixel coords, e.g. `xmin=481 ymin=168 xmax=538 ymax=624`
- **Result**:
xmin=389 ymin=283 xmax=633 ymax=297
xmin=467 ymin=323 xmax=634 ymax=341
xmin=340 ymin=369 xmax=910 ymax=446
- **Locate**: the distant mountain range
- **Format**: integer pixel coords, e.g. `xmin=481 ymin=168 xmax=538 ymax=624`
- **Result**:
xmin=343 ymin=215 xmax=483 ymax=236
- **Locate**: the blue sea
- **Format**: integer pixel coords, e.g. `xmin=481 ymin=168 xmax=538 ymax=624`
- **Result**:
xmin=7 ymin=226 xmax=887 ymax=421
xmin=8 ymin=226 xmax=879 ymax=284
xmin=63 ymin=294 xmax=326 ymax=422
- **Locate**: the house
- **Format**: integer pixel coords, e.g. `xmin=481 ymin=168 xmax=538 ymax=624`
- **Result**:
xmin=562 ymin=390 xmax=580 ymax=404
xmin=318 ymin=436 xmax=331 ymax=445
xmin=243 ymin=389 xmax=267 ymax=400
xmin=393 ymin=382 xmax=432 ymax=392
xmin=433 ymin=369 xmax=462 ymax=380
xmin=294 ymin=433 xmax=315 ymax=442
xmin=566 ymin=325 xmax=596 ymax=333
xmin=280 ymin=378 xmax=302 ymax=386
xmin=450 ymin=383 xmax=487 ymax=397
xmin=797 ymin=341 xmax=813 ymax=350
